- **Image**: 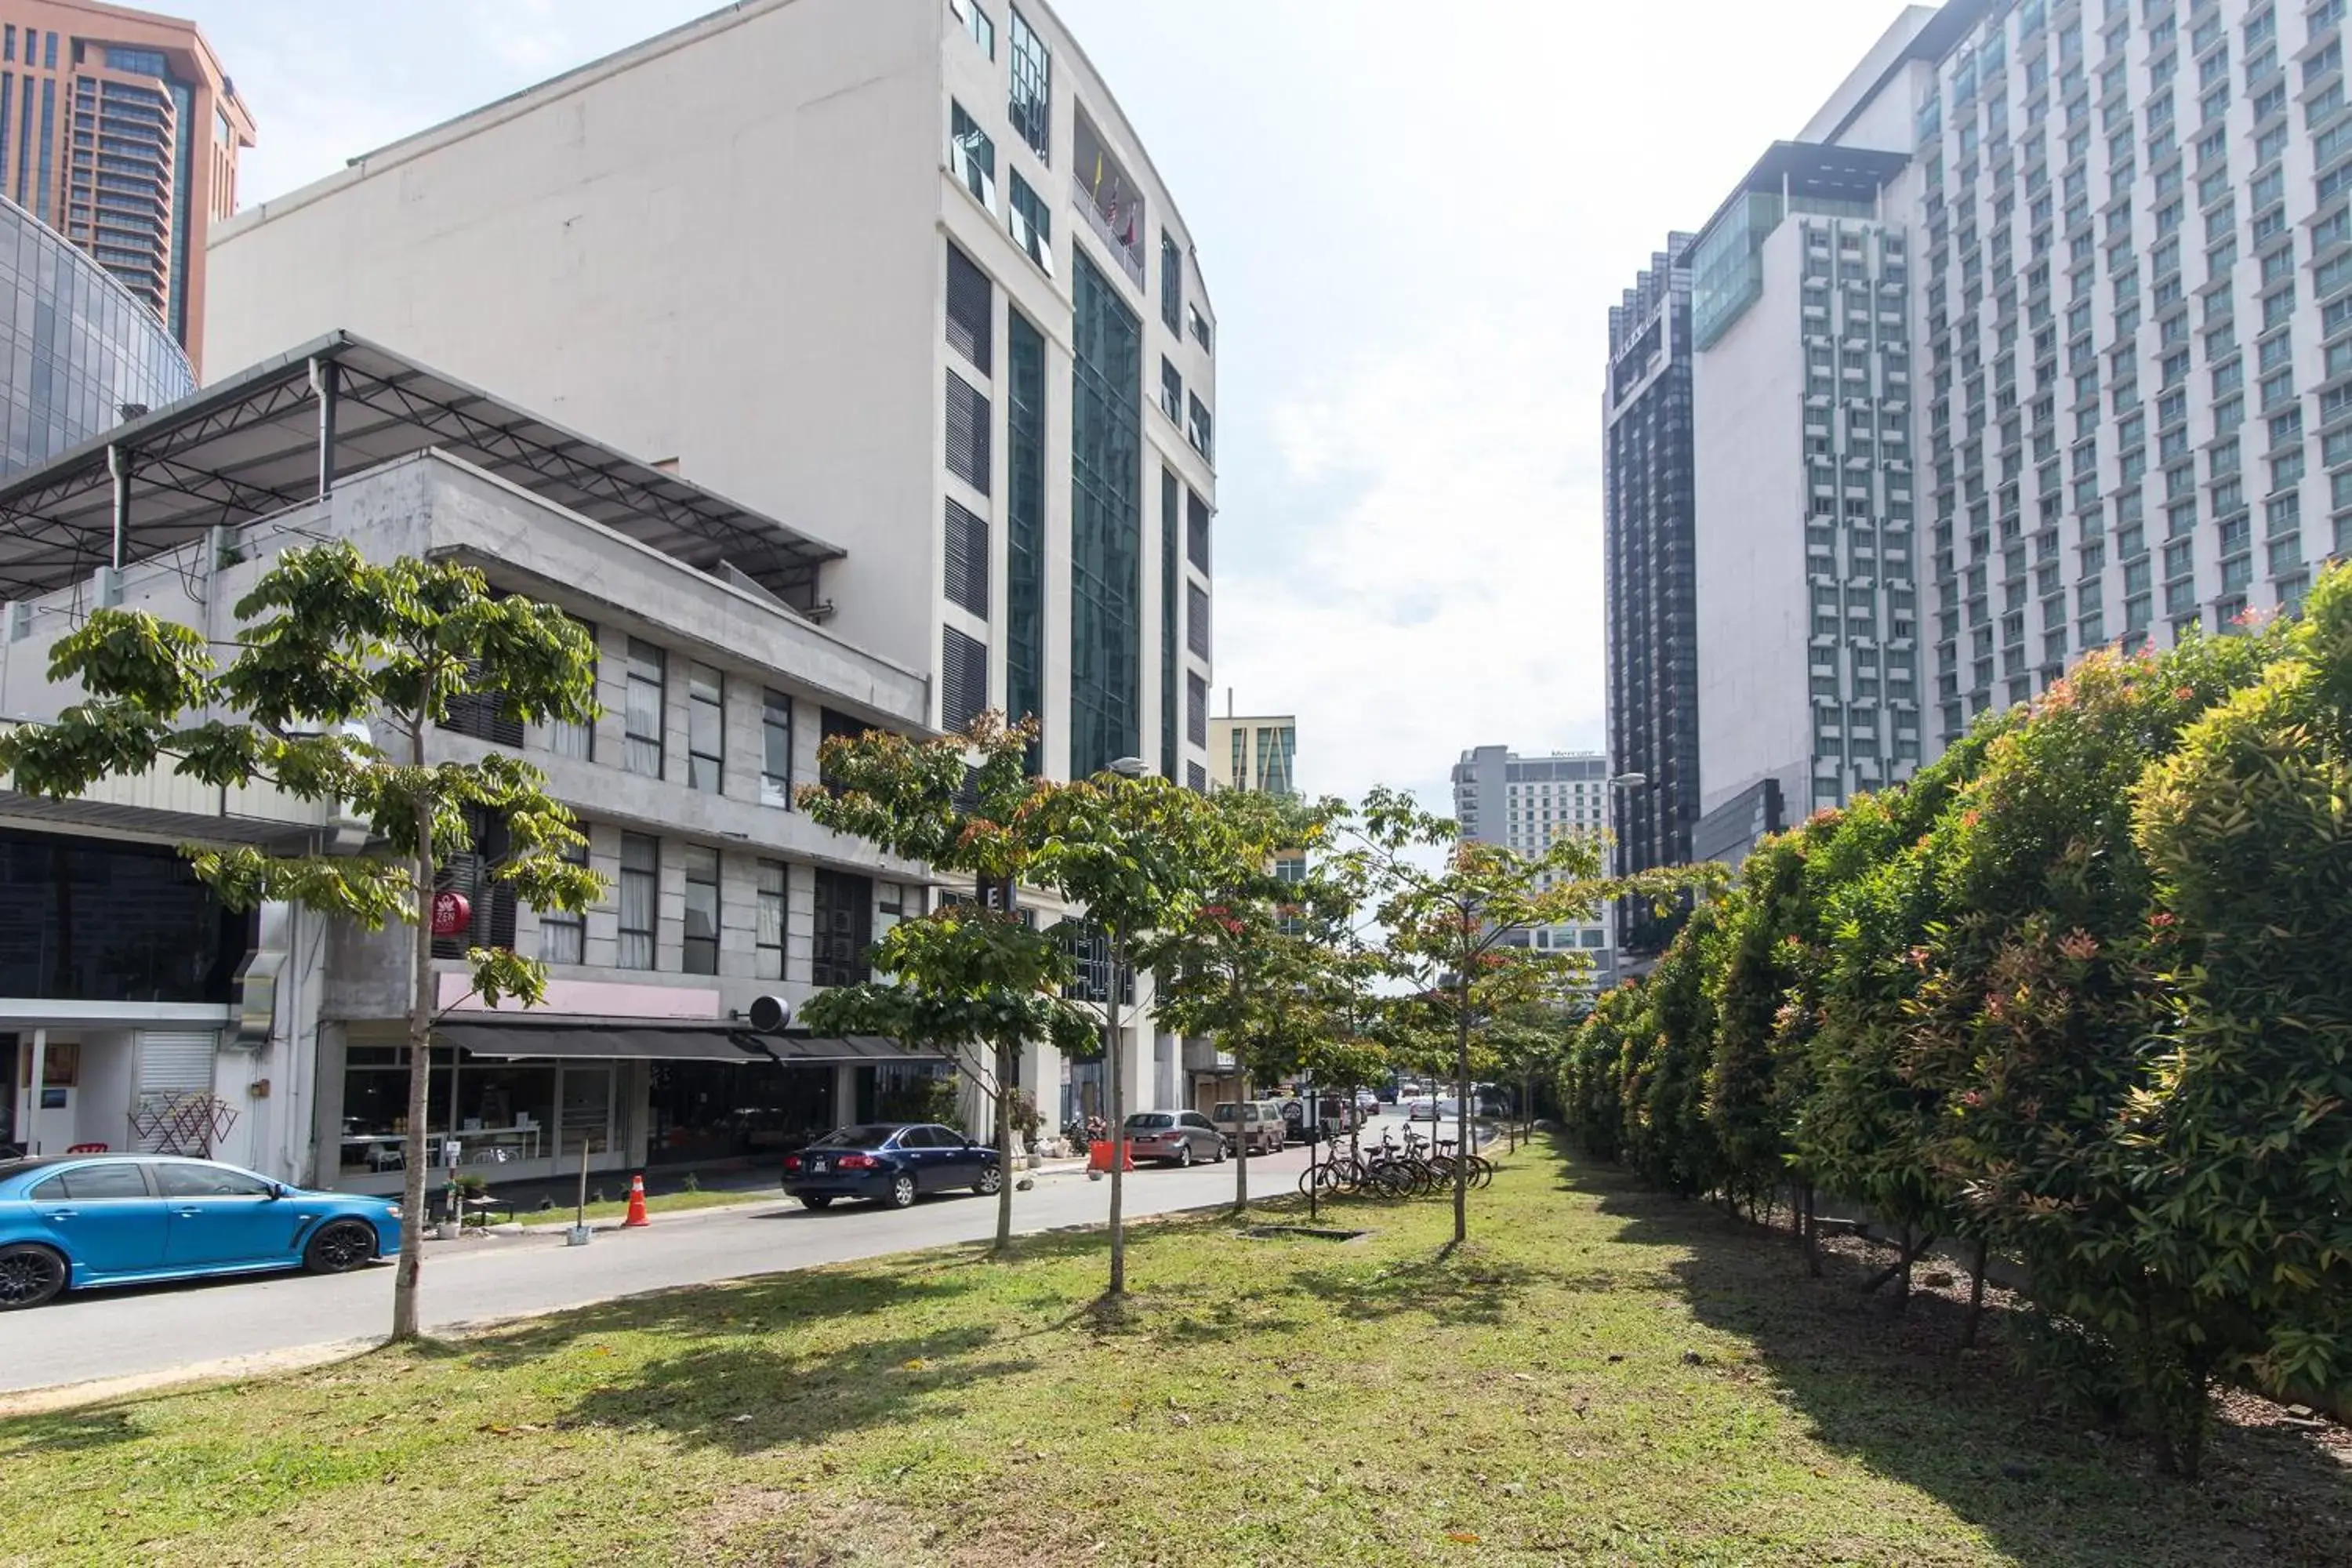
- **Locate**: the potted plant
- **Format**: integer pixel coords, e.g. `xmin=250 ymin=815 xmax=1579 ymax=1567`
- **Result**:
xmin=1013 ymin=1091 xmax=1046 ymax=1168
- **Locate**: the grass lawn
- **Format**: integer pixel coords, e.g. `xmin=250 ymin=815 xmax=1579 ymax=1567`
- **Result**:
xmin=1 ymin=1142 xmax=2344 ymax=1567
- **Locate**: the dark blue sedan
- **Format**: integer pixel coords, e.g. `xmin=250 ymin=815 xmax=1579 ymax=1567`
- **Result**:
xmin=0 ymin=1154 xmax=403 ymax=1310
xmin=781 ymin=1123 xmax=1001 ymax=1210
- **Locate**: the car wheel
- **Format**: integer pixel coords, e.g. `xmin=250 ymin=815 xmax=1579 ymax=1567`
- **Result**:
xmin=800 ymin=1195 xmax=834 ymax=1210
xmin=1175 ymin=1142 xmax=1194 ymax=1168
xmin=884 ymin=1174 xmax=917 ymax=1209
xmin=303 ymin=1218 xmax=378 ymax=1275
xmin=0 ymin=1243 xmax=66 ymax=1311
xmin=975 ymin=1164 xmax=1003 ymax=1196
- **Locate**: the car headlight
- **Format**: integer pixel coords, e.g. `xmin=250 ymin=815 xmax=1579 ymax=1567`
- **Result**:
xmin=384 ymin=1205 xmax=404 ymax=1219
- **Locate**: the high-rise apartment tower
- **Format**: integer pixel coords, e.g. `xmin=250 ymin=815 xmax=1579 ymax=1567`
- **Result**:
xmin=0 ymin=0 xmax=250 ymax=367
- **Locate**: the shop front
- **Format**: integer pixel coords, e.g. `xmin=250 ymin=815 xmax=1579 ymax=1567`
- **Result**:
xmin=325 ymin=1021 xmax=946 ymax=1192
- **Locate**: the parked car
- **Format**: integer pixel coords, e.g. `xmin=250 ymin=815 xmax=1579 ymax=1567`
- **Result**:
xmin=0 ymin=1154 xmax=402 ymax=1311
xmin=781 ymin=1123 xmax=999 ymax=1210
xmin=1123 ymin=1110 xmax=1227 ymax=1167
xmin=1399 ymin=1094 xmax=1436 ymax=1120
xmin=1210 ymin=1100 xmax=1287 ymax=1156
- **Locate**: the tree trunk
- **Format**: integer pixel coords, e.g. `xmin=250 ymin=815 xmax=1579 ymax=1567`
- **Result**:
xmin=1105 ymin=935 xmax=1127 ymax=1298
xmin=1232 ymin=1069 xmax=1250 ymax=1215
xmin=993 ymin=1040 xmax=1016 ymax=1254
xmin=1860 ymin=1229 xmax=1936 ymax=1295
xmin=1804 ymin=1185 xmax=1820 ymax=1278
xmin=1960 ymin=1236 xmax=1989 ymax=1350
xmin=1453 ymin=979 xmax=1471 ymax=1246
xmin=1305 ymin=1107 xmax=1319 ymax=1222
xmin=391 ymin=716 xmax=435 ymax=1342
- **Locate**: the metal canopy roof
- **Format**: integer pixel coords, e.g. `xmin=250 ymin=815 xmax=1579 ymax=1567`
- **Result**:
xmin=441 ymin=1020 xmax=941 ymax=1065
xmin=0 ymin=331 xmax=845 ymax=605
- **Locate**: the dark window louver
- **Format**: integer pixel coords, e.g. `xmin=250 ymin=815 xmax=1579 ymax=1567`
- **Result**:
xmin=946 ymin=371 xmax=991 ymax=493
xmin=1185 ymin=582 xmax=1210 ymax=659
xmin=946 ymin=242 xmax=993 ymax=374
xmin=432 ymin=807 xmax=517 ymax=958
xmin=944 ymin=499 xmax=990 ymax=618
xmin=1186 ymin=488 xmax=1211 ymax=572
xmin=1185 ymin=760 xmax=1207 ymax=793
xmin=942 ymin=626 xmax=990 ymax=733
xmin=1185 ymin=672 xmax=1208 ymax=746
xmin=445 ymin=659 xmax=524 ymax=748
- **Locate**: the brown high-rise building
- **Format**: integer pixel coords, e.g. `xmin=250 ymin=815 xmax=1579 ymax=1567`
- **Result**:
xmin=0 ymin=0 xmax=251 ymax=372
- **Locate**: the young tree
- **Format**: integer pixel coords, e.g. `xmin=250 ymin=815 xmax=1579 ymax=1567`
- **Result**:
xmin=1022 ymin=771 xmax=1232 ymax=1298
xmin=0 ymin=545 xmax=601 ymax=1341
xmin=796 ymin=713 xmax=1100 ymax=1253
xmin=1343 ymin=786 xmax=1715 ymax=1244
xmin=1149 ymin=789 xmax=1353 ymax=1213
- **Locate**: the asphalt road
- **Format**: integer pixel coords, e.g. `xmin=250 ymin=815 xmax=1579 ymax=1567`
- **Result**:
xmin=2 ymin=1138 xmax=1338 ymax=1396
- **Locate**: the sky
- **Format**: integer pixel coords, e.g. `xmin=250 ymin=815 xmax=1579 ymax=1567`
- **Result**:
xmin=178 ymin=0 xmax=1920 ymax=812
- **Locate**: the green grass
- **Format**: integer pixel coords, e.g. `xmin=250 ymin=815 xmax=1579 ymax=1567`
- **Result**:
xmin=2 ymin=1143 xmax=2344 ymax=1567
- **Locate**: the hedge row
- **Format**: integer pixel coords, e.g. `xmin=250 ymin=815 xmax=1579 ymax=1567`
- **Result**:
xmin=1564 ymin=562 xmax=2352 ymax=1475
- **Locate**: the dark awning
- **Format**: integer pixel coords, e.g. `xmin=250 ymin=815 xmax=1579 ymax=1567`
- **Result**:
xmin=438 ymin=1022 xmax=941 ymax=1065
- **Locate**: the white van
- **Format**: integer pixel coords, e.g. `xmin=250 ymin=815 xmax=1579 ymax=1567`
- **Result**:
xmin=1210 ymin=1100 xmax=1287 ymax=1155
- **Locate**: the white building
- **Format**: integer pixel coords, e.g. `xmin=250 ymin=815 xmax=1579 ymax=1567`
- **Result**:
xmin=200 ymin=0 xmax=1218 ymax=1123
xmin=1449 ymin=746 xmax=1615 ymax=989
xmin=1660 ymin=0 xmax=2352 ymax=861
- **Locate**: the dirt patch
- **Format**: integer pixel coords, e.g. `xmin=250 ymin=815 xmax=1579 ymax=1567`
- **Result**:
xmin=697 ymin=1488 xmax=1039 ymax=1568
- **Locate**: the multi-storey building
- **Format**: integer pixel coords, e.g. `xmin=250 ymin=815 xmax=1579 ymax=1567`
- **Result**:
xmin=1917 ymin=0 xmax=2352 ymax=739
xmin=0 ymin=187 xmax=189 ymax=474
xmin=0 ymin=336 xmax=944 ymax=1187
xmin=1638 ymin=0 xmax=2352 ymax=854
xmin=0 ymin=0 xmax=250 ymax=367
xmin=1450 ymin=746 xmax=1616 ymax=989
xmin=200 ymin=0 xmax=1216 ymax=1123
xmin=1602 ymin=234 xmax=1700 ymax=949
xmin=1208 ymin=711 xmax=1298 ymax=797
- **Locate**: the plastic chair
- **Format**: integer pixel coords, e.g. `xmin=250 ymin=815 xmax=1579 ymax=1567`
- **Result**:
xmin=66 ymin=1142 xmax=108 ymax=1154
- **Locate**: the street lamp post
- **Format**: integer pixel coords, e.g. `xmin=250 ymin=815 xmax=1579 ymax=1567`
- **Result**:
xmin=1100 ymin=755 xmax=1149 ymax=1295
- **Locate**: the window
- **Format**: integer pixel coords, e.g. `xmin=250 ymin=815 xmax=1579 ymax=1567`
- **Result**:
xmin=1186 ymin=670 xmax=1208 ymax=746
xmin=687 ymin=662 xmax=724 ymax=793
xmin=31 ymin=1163 xmax=147 ymax=1200
xmin=1189 ymin=303 xmax=1213 ymax=354
xmin=755 ymin=861 xmax=787 ymax=982
xmin=681 ymin=845 xmax=720 ymax=976
xmin=1160 ymin=230 xmax=1182 ymax=333
xmin=812 ymin=869 xmax=874 ymax=987
xmin=1008 ymin=171 xmax=1052 ymax=273
xmin=946 ymin=242 xmax=993 ymax=374
xmin=445 ymin=663 xmax=524 ymax=749
xmin=946 ymin=371 xmax=991 ymax=492
xmin=760 ymin=690 xmax=795 ymax=808
xmin=156 ymin=1162 xmax=273 ymax=1199
xmin=536 ymin=832 xmax=589 ymax=965
xmin=1007 ymin=9 xmax=1051 ymax=162
xmin=624 ymin=641 xmax=665 ymax=778
xmin=949 ymin=101 xmax=996 ymax=212
xmin=619 ymin=833 xmax=659 ymax=970
xmin=941 ymin=625 xmax=989 ymax=733
xmin=1186 ymin=392 xmax=1214 ymax=459
xmin=1185 ymin=580 xmax=1210 ymax=659
xmin=1186 ymin=487 xmax=1210 ymax=572
xmin=954 ymin=0 xmax=993 ymax=57
xmin=1160 ymin=356 xmax=1182 ymax=423
xmin=546 ymin=623 xmax=595 ymax=760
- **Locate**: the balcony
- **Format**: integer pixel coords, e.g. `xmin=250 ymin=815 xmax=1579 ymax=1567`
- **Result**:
xmin=1071 ymin=107 xmax=1145 ymax=289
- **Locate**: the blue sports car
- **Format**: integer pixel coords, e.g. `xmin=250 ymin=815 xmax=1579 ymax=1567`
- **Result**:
xmin=0 ymin=1153 xmax=403 ymax=1310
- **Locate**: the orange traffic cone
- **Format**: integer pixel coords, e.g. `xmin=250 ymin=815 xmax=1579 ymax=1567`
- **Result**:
xmin=622 ymin=1172 xmax=650 ymax=1228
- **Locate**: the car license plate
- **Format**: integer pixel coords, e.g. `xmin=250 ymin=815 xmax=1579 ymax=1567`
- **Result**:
xmin=811 ymin=1158 xmax=829 ymax=1174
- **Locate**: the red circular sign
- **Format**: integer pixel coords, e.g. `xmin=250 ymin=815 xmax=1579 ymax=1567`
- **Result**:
xmin=430 ymin=891 xmax=472 ymax=937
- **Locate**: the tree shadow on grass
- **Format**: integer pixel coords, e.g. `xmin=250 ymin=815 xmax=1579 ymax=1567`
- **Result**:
xmin=0 ymin=1404 xmax=143 ymax=1458
xmin=1290 ymin=1247 xmax=1544 ymax=1329
xmin=1544 ymin=1138 xmax=2352 ymax=1568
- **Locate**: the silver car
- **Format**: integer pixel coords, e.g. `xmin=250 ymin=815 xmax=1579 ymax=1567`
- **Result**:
xmin=1121 ymin=1110 xmax=1228 ymax=1167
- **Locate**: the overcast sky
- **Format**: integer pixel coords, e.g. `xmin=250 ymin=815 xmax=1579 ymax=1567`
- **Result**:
xmin=181 ymin=0 xmax=1918 ymax=811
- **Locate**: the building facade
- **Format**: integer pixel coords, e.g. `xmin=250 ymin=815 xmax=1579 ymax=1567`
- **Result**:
xmin=0 ymin=337 xmax=956 ymax=1189
xmin=0 ymin=0 xmax=250 ymax=367
xmin=202 ymin=0 xmax=1213 ymax=795
xmin=1207 ymin=711 xmax=1297 ymax=797
xmin=1643 ymin=0 xmax=2352 ymax=862
xmin=1450 ymin=746 xmax=1616 ymax=989
xmin=1602 ymin=234 xmax=1699 ymax=951
xmin=0 ymin=187 xmax=190 ymax=474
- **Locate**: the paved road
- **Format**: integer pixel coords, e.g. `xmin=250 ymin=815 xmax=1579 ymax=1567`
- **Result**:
xmin=2 ymin=1140 xmax=1332 ymax=1396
